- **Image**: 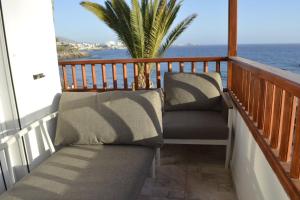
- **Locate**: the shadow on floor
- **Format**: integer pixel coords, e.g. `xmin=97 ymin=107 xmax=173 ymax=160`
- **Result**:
xmin=139 ymin=145 xmax=237 ymax=200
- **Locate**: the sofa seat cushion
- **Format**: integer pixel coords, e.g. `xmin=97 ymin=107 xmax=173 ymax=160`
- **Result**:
xmin=163 ymin=111 xmax=229 ymax=140
xmin=1 ymin=145 xmax=154 ymax=200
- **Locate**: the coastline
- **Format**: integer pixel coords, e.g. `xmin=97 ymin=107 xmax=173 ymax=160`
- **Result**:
xmin=57 ymin=50 xmax=89 ymax=59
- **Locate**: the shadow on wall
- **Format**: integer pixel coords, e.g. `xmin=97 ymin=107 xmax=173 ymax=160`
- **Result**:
xmin=0 ymin=93 xmax=61 ymax=189
xmin=19 ymin=93 xmax=61 ymax=129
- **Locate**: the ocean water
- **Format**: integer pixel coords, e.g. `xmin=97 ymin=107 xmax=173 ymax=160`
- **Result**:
xmin=64 ymin=44 xmax=300 ymax=88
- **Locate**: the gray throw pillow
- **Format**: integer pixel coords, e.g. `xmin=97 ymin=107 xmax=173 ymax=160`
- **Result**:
xmin=164 ymin=72 xmax=223 ymax=111
xmin=55 ymin=91 xmax=163 ymax=147
xmin=54 ymin=92 xmax=99 ymax=145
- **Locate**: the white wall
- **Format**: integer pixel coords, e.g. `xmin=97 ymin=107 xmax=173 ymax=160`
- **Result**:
xmin=0 ymin=8 xmax=19 ymax=139
xmin=231 ymin=109 xmax=290 ymax=200
xmin=1 ymin=0 xmax=61 ymax=127
xmin=0 ymin=0 xmax=61 ymax=193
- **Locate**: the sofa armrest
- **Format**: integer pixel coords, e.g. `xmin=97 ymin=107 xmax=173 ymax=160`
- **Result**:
xmin=220 ymin=92 xmax=233 ymax=122
xmin=221 ymin=92 xmax=234 ymax=109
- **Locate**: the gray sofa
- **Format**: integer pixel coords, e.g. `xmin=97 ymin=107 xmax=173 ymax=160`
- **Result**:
xmin=0 ymin=90 xmax=163 ymax=200
xmin=162 ymin=72 xmax=233 ymax=168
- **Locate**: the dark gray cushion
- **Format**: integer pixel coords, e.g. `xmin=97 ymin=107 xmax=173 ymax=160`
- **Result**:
xmin=95 ymin=90 xmax=163 ymax=146
xmin=163 ymin=111 xmax=229 ymax=140
xmin=164 ymin=72 xmax=223 ymax=111
xmin=55 ymin=92 xmax=99 ymax=145
xmin=0 ymin=145 xmax=154 ymax=200
xmin=55 ymin=91 xmax=163 ymax=147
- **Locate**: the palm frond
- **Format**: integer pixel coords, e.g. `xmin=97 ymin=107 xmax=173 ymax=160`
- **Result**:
xmin=159 ymin=14 xmax=197 ymax=56
xmin=130 ymin=0 xmax=145 ymax=58
xmin=81 ymin=0 xmax=197 ymax=59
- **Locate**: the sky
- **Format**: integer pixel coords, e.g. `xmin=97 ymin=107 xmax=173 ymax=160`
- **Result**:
xmin=54 ymin=0 xmax=300 ymax=45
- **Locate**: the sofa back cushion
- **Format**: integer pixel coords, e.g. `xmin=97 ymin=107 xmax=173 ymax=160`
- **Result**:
xmin=55 ymin=92 xmax=99 ymax=145
xmin=55 ymin=90 xmax=163 ymax=147
xmin=164 ymin=72 xmax=223 ymax=111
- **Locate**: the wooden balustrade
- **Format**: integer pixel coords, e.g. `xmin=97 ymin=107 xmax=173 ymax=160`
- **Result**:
xmin=228 ymin=56 xmax=300 ymax=199
xmin=58 ymin=57 xmax=227 ymax=91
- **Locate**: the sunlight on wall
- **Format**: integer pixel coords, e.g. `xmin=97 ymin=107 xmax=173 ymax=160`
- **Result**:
xmin=231 ymin=109 xmax=289 ymax=200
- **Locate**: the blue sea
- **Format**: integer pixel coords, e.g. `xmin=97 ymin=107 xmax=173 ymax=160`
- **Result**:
xmin=64 ymin=44 xmax=300 ymax=88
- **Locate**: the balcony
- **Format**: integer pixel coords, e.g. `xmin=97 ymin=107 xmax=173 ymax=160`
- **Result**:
xmin=0 ymin=0 xmax=299 ymax=199
xmin=56 ymin=56 xmax=300 ymax=199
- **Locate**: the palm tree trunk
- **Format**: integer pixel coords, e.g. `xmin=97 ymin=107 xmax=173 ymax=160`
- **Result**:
xmin=137 ymin=73 xmax=147 ymax=89
xmin=136 ymin=63 xmax=154 ymax=89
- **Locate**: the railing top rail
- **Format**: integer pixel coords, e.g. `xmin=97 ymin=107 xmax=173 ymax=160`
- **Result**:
xmin=229 ymin=56 xmax=300 ymax=97
xmin=58 ymin=56 xmax=228 ymax=65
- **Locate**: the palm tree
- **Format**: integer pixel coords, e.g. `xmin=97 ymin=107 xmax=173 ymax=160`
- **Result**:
xmin=80 ymin=0 xmax=197 ymax=88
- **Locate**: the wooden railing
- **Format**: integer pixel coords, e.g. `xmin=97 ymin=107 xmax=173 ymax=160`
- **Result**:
xmin=58 ymin=57 xmax=227 ymax=91
xmin=228 ymin=56 xmax=300 ymax=199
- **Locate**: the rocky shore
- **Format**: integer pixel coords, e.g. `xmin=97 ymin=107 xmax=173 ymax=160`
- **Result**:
xmin=57 ymin=50 xmax=89 ymax=59
xmin=57 ymin=43 xmax=90 ymax=59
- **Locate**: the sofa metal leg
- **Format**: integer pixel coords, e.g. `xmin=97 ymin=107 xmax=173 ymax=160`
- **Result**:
xmin=155 ymin=148 xmax=160 ymax=166
xmin=225 ymin=144 xmax=230 ymax=169
xmin=151 ymin=158 xmax=156 ymax=179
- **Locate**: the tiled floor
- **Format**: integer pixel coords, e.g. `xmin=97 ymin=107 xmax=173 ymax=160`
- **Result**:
xmin=139 ymin=145 xmax=237 ymax=200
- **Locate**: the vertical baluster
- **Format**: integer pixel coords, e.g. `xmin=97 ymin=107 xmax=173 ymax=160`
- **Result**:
xmin=71 ymin=64 xmax=77 ymax=89
xmin=227 ymin=61 xmax=233 ymax=90
xmin=156 ymin=63 xmax=161 ymax=88
xmin=81 ymin=64 xmax=87 ymax=89
xmin=216 ymin=61 xmax=221 ymax=73
xmin=62 ymin=65 xmax=68 ymax=89
xmin=168 ymin=62 xmax=172 ymax=72
xmin=179 ymin=62 xmax=184 ymax=72
xmin=245 ymin=71 xmax=251 ymax=112
xmin=257 ymin=79 xmax=266 ymax=129
xmin=248 ymin=73 xmax=255 ymax=116
xmin=240 ymin=68 xmax=245 ymax=105
xmin=243 ymin=70 xmax=248 ymax=110
xmin=234 ymin=64 xmax=239 ymax=97
xmin=239 ymin=67 xmax=243 ymax=102
xmin=145 ymin=63 xmax=150 ymax=89
xmin=242 ymin=69 xmax=248 ymax=108
xmin=91 ymin=64 xmax=97 ymax=89
xmin=270 ymin=87 xmax=284 ymax=148
xmin=237 ymin=66 xmax=241 ymax=98
xmin=191 ymin=62 xmax=196 ymax=73
xmin=279 ymin=93 xmax=296 ymax=161
xmin=123 ymin=63 xmax=128 ymax=89
xmin=231 ymin=63 xmax=237 ymax=94
xmin=290 ymin=104 xmax=300 ymax=178
xmin=203 ymin=61 xmax=208 ymax=72
xmin=252 ymin=78 xmax=260 ymax=123
xmin=102 ymin=64 xmax=107 ymax=90
xmin=112 ymin=63 xmax=117 ymax=89
xmin=134 ymin=63 xmax=138 ymax=89
xmin=263 ymin=82 xmax=275 ymax=138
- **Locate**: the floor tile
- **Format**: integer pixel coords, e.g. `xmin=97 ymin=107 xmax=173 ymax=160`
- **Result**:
xmin=139 ymin=145 xmax=237 ymax=200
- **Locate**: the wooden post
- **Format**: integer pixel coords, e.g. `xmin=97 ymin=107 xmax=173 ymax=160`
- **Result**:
xmin=156 ymin=63 xmax=161 ymax=88
xmin=102 ymin=64 xmax=107 ymax=90
xmin=134 ymin=63 xmax=138 ymax=90
xmin=112 ymin=64 xmax=117 ymax=89
xmin=81 ymin=64 xmax=87 ymax=89
xmin=91 ymin=64 xmax=97 ymax=89
xmin=227 ymin=0 xmax=238 ymax=89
